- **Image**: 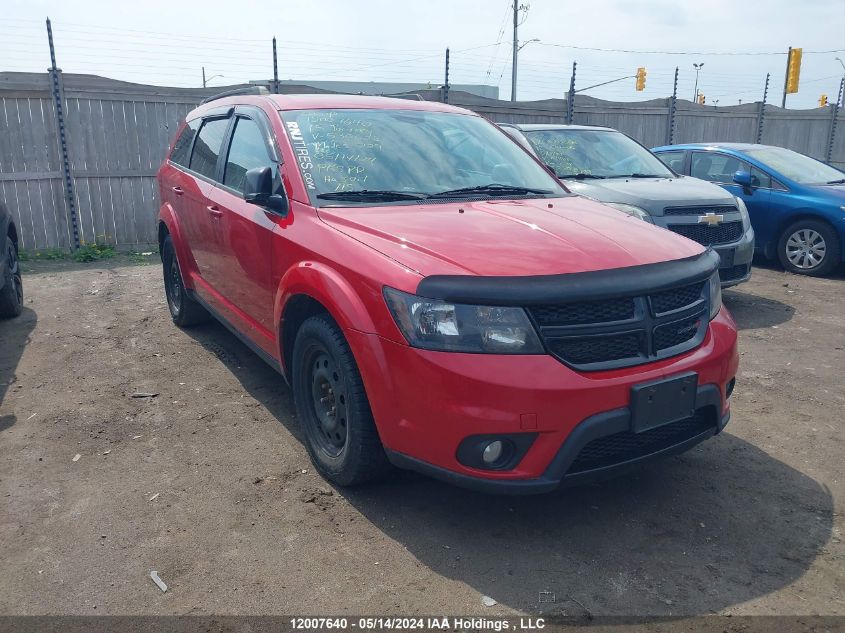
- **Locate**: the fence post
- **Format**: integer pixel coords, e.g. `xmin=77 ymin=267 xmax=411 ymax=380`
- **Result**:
xmin=46 ymin=18 xmax=80 ymax=250
xmin=442 ymin=48 xmax=450 ymax=104
xmin=666 ymin=66 xmax=678 ymax=145
xmin=566 ymin=61 xmax=576 ymax=124
xmin=272 ymin=37 xmax=279 ymax=94
xmin=826 ymin=77 xmax=845 ymax=164
xmin=756 ymin=73 xmax=770 ymax=144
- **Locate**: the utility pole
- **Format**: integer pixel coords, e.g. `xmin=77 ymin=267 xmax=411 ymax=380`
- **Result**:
xmin=756 ymin=73 xmax=770 ymax=143
xmin=272 ymin=37 xmax=279 ymax=94
xmin=202 ymin=66 xmax=206 ymax=88
xmin=443 ymin=47 xmax=450 ymax=104
xmin=781 ymin=46 xmax=792 ymax=108
xmin=511 ymin=3 xmax=519 ymax=101
xmin=510 ymin=3 xmax=531 ymax=101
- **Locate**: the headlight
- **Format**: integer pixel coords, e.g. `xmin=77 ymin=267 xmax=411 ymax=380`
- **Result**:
xmin=708 ymin=271 xmax=722 ymax=319
xmin=733 ymin=196 xmax=750 ymax=226
xmin=384 ymin=287 xmax=544 ymax=354
xmin=603 ymin=202 xmax=654 ymax=223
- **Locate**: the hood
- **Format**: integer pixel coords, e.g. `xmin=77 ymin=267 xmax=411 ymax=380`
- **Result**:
xmin=565 ymin=175 xmax=736 ymax=214
xmin=317 ymin=196 xmax=704 ymax=277
xmin=807 ymin=183 xmax=845 ymax=203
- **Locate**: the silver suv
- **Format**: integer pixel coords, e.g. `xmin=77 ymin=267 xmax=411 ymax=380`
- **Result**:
xmin=501 ymin=123 xmax=755 ymax=287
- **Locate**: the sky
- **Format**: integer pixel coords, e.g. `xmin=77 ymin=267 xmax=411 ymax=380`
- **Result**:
xmin=2 ymin=0 xmax=844 ymax=109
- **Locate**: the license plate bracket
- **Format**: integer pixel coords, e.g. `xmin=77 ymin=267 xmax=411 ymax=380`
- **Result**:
xmin=630 ymin=372 xmax=698 ymax=433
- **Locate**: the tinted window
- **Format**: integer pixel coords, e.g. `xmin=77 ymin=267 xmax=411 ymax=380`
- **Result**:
xmin=750 ymin=166 xmax=771 ymax=188
xmin=524 ymin=129 xmax=673 ymax=178
xmin=223 ymin=117 xmax=272 ymax=192
xmin=691 ymin=152 xmax=748 ymax=183
xmin=170 ymin=119 xmax=200 ymax=166
xmin=190 ymin=118 xmax=230 ymax=180
xmin=656 ymin=150 xmax=685 ymax=173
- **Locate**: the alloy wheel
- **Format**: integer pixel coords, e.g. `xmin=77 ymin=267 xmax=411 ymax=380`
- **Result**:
xmin=785 ymin=228 xmax=826 ymax=270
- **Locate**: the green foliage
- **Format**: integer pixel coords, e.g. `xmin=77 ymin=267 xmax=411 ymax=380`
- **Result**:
xmin=19 ymin=248 xmax=67 ymax=261
xmin=72 ymin=240 xmax=117 ymax=263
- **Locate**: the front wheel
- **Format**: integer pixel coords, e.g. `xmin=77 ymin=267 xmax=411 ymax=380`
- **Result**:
xmin=777 ymin=219 xmax=841 ymax=277
xmin=292 ymin=314 xmax=390 ymax=486
xmin=0 ymin=236 xmax=23 ymax=319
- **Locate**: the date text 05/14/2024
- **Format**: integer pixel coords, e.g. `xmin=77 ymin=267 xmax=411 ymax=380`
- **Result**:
xmin=289 ymin=618 xmax=547 ymax=631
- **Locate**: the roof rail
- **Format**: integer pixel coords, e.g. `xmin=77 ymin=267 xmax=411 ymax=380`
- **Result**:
xmin=201 ymin=86 xmax=270 ymax=105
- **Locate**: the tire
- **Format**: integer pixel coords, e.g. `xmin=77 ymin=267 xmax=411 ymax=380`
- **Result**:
xmin=292 ymin=314 xmax=390 ymax=486
xmin=777 ymin=219 xmax=841 ymax=277
xmin=161 ymin=234 xmax=208 ymax=327
xmin=0 ymin=236 xmax=23 ymax=319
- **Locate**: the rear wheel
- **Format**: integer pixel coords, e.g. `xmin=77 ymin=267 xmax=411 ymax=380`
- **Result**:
xmin=161 ymin=234 xmax=207 ymax=327
xmin=292 ymin=314 xmax=390 ymax=486
xmin=0 ymin=236 xmax=23 ymax=319
xmin=777 ymin=219 xmax=840 ymax=277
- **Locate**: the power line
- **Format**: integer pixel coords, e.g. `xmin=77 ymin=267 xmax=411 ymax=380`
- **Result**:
xmin=536 ymin=42 xmax=845 ymax=56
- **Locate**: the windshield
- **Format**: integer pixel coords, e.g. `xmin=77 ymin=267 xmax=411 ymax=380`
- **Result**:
xmin=281 ymin=109 xmax=564 ymax=203
xmin=524 ymin=129 xmax=674 ymax=179
xmin=744 ymin=146 xmax=845 ymax=185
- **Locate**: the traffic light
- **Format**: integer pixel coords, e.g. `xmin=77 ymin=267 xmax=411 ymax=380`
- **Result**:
xmin=819 ymin=94 xmax=828 ymax=107
xmin=635 ymin=67 xmax=647 ymax=91
xmin=697 ymin=93 xmax=706 ymax=105
xmin=786 ymin=47 xmax=802 ymax=94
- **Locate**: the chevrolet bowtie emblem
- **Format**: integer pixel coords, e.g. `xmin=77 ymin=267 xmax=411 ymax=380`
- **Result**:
xmin=698 ymin=212 xmax=724 ymax=227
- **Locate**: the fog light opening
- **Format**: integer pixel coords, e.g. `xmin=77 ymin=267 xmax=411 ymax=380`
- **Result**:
xmin=482 ymin=440 xmax=504 ymax=465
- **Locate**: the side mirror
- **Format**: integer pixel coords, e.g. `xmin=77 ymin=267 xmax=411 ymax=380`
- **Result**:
xmin=733 ymin=170 xmax=752 ymax=190
xmin=244 ymin=166 xmax=289 ymax=215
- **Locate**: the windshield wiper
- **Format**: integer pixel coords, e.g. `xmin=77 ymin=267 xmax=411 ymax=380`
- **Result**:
xmin=558 ymin=173 xmax=606 ymax=180
xmin=429 ymin=183 xmax=554 ymax=198
xmin=825 ymin=178 xmax=845 ymax=184
xmin=316 ymin=190 xmax=427 ymax=201
xmin=614 ymin=173 xmax=667 ymax=179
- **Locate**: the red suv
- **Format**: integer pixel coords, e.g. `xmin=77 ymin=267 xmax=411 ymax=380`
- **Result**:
xmin=157 ymin=90 xmax=738 ymax=494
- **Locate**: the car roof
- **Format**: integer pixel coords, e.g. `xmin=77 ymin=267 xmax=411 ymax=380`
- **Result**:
xmin=503 ymin=123 xmax=617 ymax=132
xmin=187 ymin=93 xmax=471 ymax=120
xmin=653 ymin=142 xmax=775 ymax=152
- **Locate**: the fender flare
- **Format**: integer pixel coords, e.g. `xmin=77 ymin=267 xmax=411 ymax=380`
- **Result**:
xmin=274 ymin=261 xmax=378 ymax=337
xmin=158 ymin=203 xmax=198 ymax=290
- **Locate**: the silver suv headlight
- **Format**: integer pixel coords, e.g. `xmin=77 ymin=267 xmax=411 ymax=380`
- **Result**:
xmin=733 ymin=196 xmax=750 ymax=227
xmin=603 ymin=202 xmax=654 ymax=223
xmin=709 ymin=271 xmax=722 ymax=319
xmin=384 ymin=287 xmax=544 ymax=354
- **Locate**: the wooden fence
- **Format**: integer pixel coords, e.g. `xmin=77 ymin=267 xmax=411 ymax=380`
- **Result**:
xmin=1 ymin=72 xmax=843 ymax=251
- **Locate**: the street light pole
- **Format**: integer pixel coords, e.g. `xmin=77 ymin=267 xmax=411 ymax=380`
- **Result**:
xmin=693 ymin=62 xmax=704 ymax=101
xmin=511 ymin=3 xmax=519 ymax=101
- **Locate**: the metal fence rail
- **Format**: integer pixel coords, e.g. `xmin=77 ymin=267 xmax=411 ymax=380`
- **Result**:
xmin=1 ymin=72 xmax=843 ymax=251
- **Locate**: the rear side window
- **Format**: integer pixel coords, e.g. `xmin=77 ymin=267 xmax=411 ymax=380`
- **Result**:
xmin=170 ymin=120 xmax=200 ymax=167
xmin=223 ymin=117 xmax=272 ymax=192
xmin=657 ymin=150 xmax=685 ymax=173
xmin=190 ymin=118 xmax=230 ymax=180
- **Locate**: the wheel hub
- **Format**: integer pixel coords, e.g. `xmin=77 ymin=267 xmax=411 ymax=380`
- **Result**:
xmin=786 ymin=229 xmax=826 ymax=270
xmin=309 ymin=352 xmax=348 ymax=453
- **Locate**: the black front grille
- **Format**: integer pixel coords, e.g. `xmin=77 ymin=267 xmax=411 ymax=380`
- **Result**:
xmin=529 ymin=280 xmax=709 ymax=371
xmin=663 ymin=205 xmax=736 ymax=217
xmin=720 ymin=263 xmax=749 ymax=282
xmin=547 ymin=333 xmax=642 ymax=365
xmin=653 ymin=315 xmax=702 ymax=351
xmin=567 ymin=411 xmax=715 ymax=474
xmin=650 ymin=282 xmax=704 ymax=314
xmin=668 ymin=221 xmax=744 ymax=246
xmin=531 ymin=297 xmax=634 ymax=326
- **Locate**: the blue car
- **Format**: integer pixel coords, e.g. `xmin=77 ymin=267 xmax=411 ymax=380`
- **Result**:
xmin=652 ymin=143 xmax=845 ymax=276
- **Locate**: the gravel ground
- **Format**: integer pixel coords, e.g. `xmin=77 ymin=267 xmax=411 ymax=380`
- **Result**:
xmin=0 ymin=256 xmax=843 ymax=616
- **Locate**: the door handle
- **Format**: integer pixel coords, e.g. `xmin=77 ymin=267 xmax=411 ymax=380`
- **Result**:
xmin=207 ymin=205 xmax=223 ymax=218
xmin=171 ymin=186 xmax=184 ymax=195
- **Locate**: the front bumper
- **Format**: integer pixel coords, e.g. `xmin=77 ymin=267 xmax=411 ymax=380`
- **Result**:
xmin=713 ymin=226 xmax=755 ymax=288
xmin=348 ymin=308 xmax=739 ymax=494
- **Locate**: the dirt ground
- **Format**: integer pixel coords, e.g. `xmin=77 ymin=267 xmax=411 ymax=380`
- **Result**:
xmin=0 ymin=256 xmax=843 ymax=617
